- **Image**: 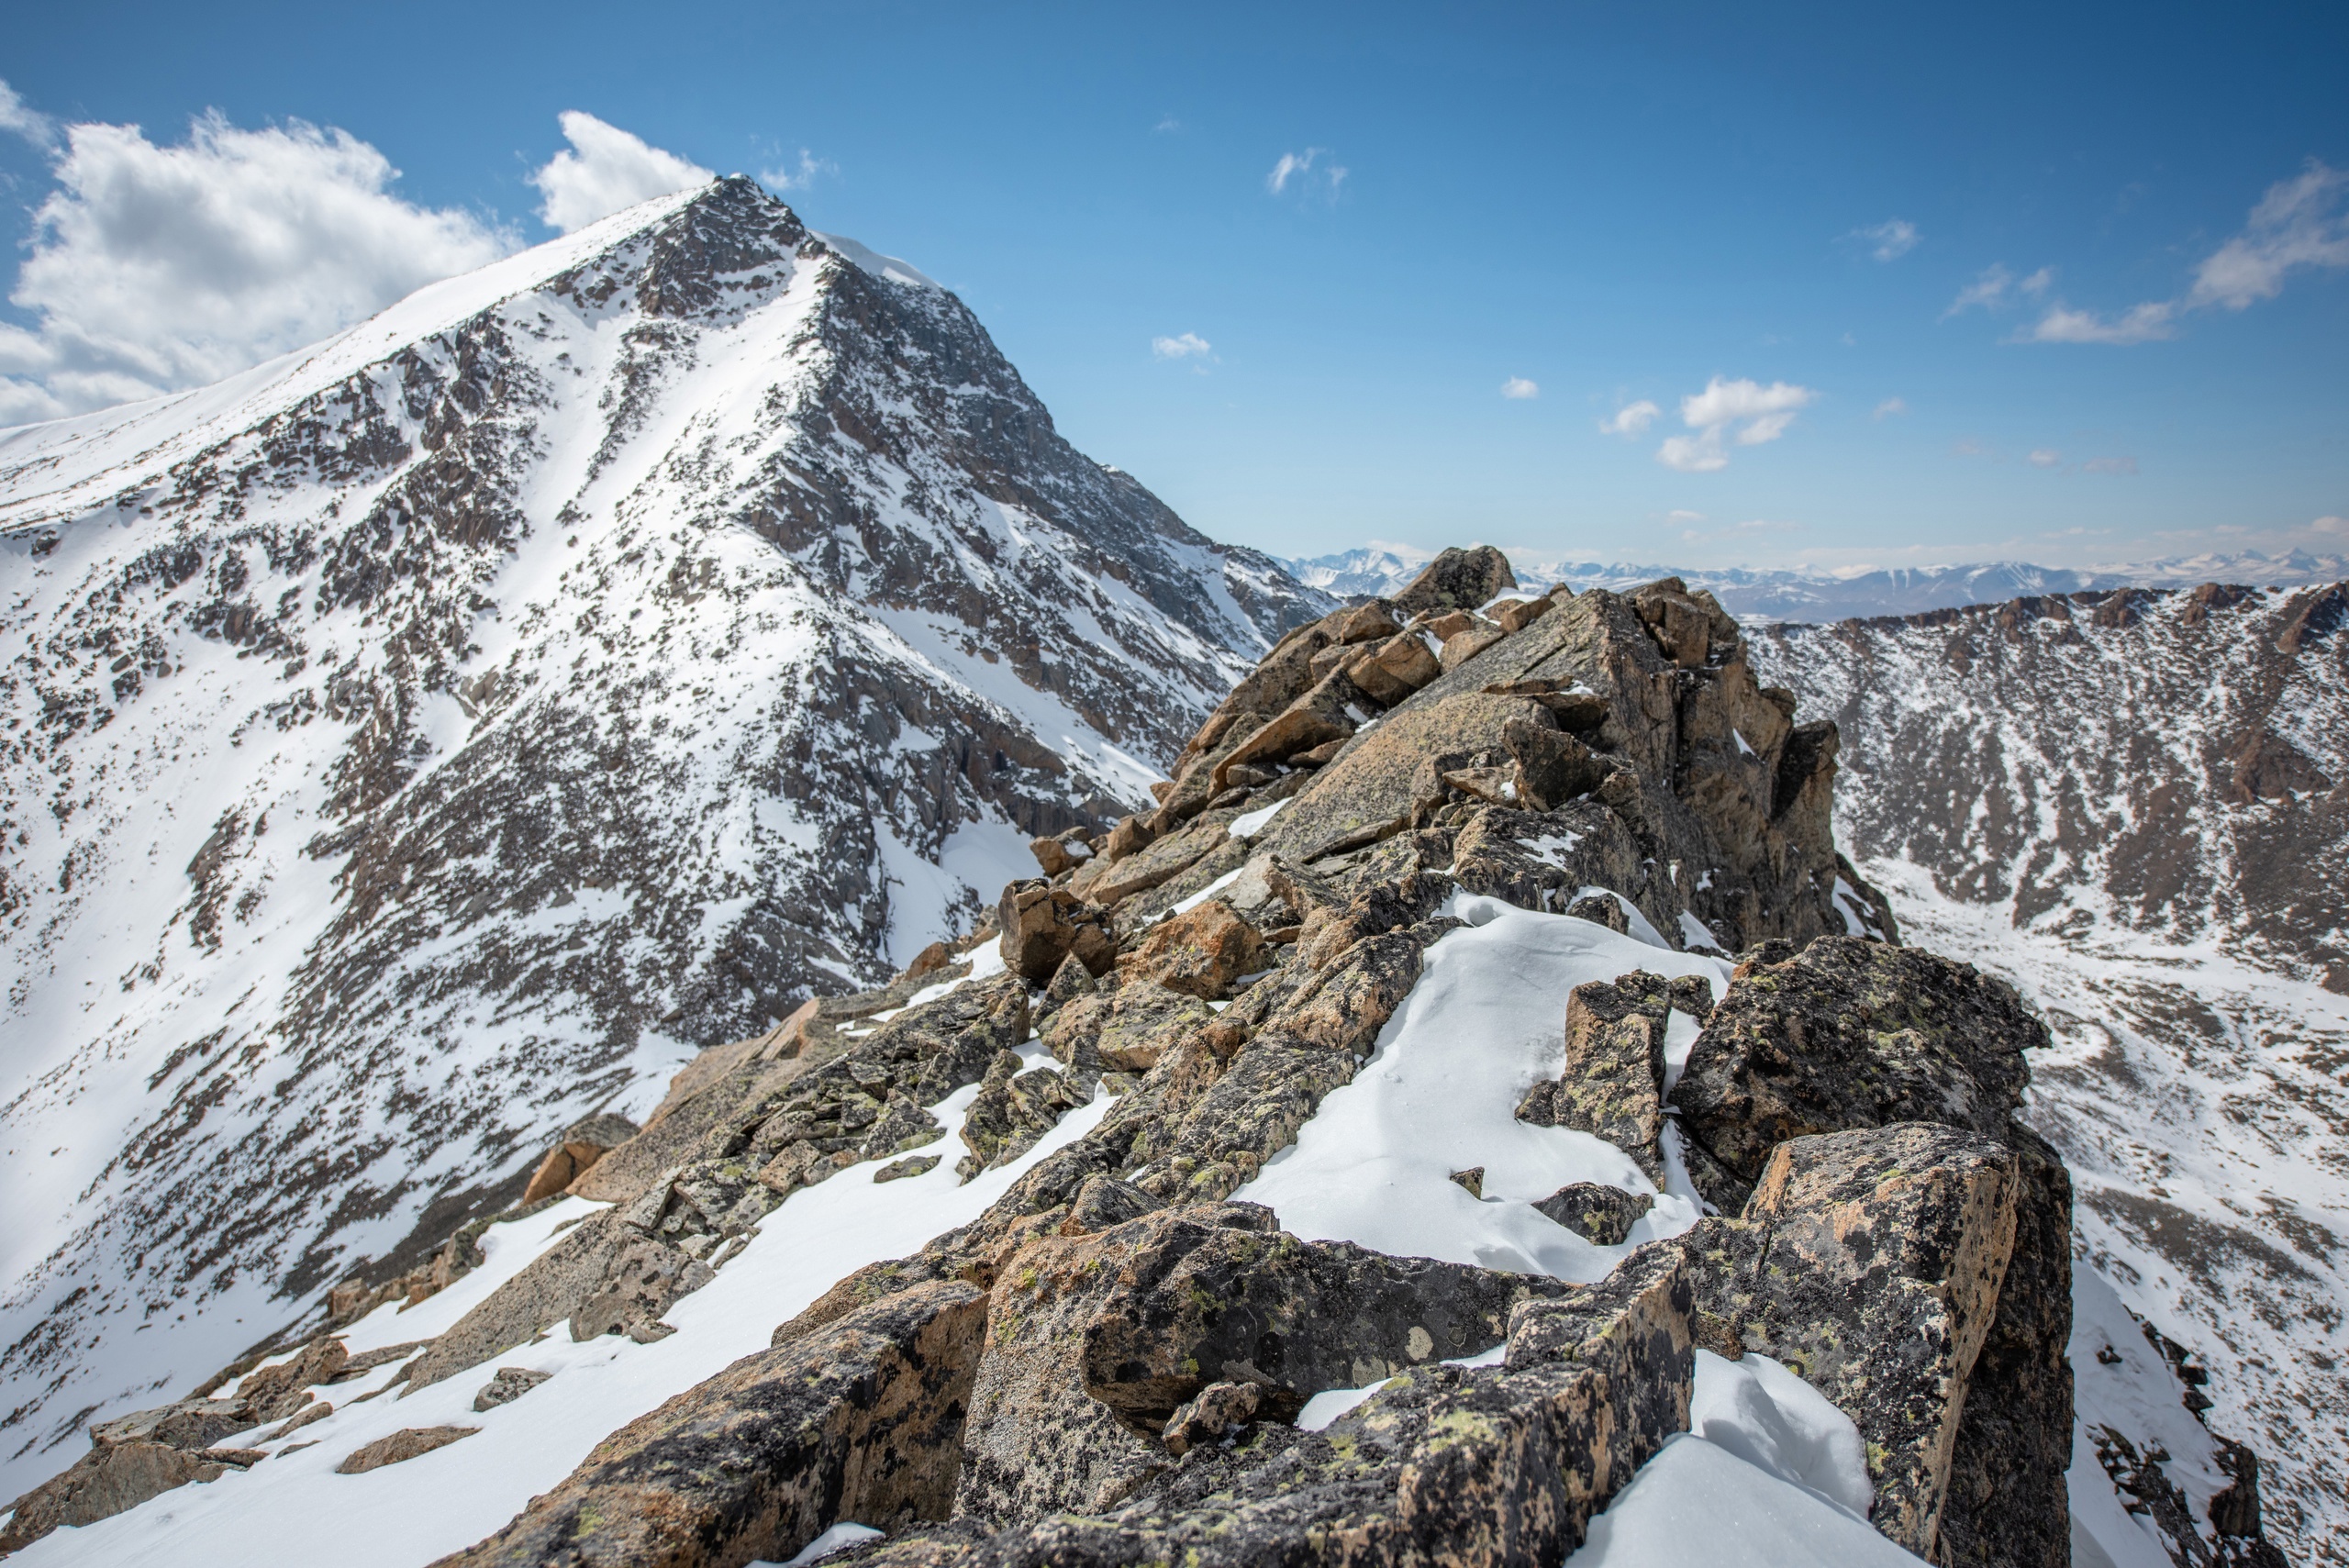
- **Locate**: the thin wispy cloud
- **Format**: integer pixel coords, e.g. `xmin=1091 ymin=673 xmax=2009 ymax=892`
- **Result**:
xmin=2009 ymin=161 xmax=2349 ymax=346
xmin=1849 ymin=218 xmax=1920 ymax=261
xmin=0 ymin=77 xmax=58 ymax=149
xmin=758 ymin=148 xmax=837 ymax=193
xmin=2188 ymin=161 xmax=2349 ymax=308
xmin=1943 ymin=263 xmax=2054 ymax=318
xmin=1154 ymin=116 xmax=1182 ymax=133
xmin=1500 ymin=376 xmax=1539 ymax=400
xmin=1873 ymin=396 xmax=1908 ymax=418
xmin=2027 ymin=449 xmax=2063 ymax=468
xmin=1656 ymin=377 xmax=1817 ymax=472
xmin=1267 ymin=148 xmax=1347 ymax=201
xmin=1152 ymin=331 xmax=1213 ymax=360
xmin=1598 ymin=399 xmax=1659 ymax=436
xmin=531 ymin=110 xmax=711 ymax=233
xmin=2024 ymin=301 xmax=2176 ymax=345
xmin=2082 ymin=455 xmax=2139 ymax=475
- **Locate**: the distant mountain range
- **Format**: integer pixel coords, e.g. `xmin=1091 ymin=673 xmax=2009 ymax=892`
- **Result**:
xmin=1285 ymin=544 xmax=2349 ymax=624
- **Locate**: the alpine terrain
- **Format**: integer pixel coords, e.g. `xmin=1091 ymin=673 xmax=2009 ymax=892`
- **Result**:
xmin=0 ymin=547 xmax=2298 ymax=1568
xmin=1757 ymin=584 xmax=2349 ymax=1563
xmin=0 ymin=177 xmax=1325 ymax=1503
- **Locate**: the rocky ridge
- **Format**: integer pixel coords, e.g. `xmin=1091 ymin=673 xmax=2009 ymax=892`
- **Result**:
xmin=0 ymin=179 xmax=1326 ymax=1499
xmin=2 ymin=551 xmax=2293 ymax=1567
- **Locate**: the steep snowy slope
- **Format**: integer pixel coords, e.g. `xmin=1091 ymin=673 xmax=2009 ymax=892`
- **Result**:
xmin=1757 ymin=584 xmax=2349 ymax=1562
xmin=0 ymin=177 xmax=1325 ymax=1496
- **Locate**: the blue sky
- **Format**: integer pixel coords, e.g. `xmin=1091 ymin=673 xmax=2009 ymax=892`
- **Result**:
xmin=2 ymin=0 xmax=2343 ymax=569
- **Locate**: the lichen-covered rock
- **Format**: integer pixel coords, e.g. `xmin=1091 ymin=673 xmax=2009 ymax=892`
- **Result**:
xmin=1683 ymin=1122 xmax=2021 ymax=1560
xmin=1117 ymin=900 xmax=1267 ymax=1000
xmin=1043 ymin=984 xmax=1212 ymax=1073
xmin=871 ymin=1227 xmax=1687 ymax=1568
xmin=473 ymin=1366 xmax=553 ymax=1413
xmin=956 ymin=1052 xmax=1094 ymax=1177
xmin=1932 ymin=1125 xmax=2075 ymax=1568
xmin=436 ymin=1282 xmax=986 ymax=1568
xmin=1532 ymin=1183 xmax=1654 ymax=1245
xmin=569 ymin=1236 xmax=718 ymax=1341
xmin=1669 ymin=938 xmax=2041 ymax=1208
xmin=952 ymin=1202 xmax=1574 ymax=1529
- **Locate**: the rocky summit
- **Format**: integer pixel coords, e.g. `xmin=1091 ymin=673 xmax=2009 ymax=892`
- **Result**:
xmin=0 ymin=550 xmax=2297 ymax=1567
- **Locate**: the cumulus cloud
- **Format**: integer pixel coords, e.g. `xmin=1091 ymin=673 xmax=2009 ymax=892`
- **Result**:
xmin=1152 ymin=332 xmax=1212 ymax=359
xmin=758 ymin=148 xmax=835 ymax=193
xmin=1873 ymin=396 xmax=1908 ymax=418
xmin=2027 ymin=449 xmax=2063 ymax=468
xmin=1500 ymin=376 xmax=1539 ymax=399
xmin=2011 ymin=161 xmax=2349 ymax=346
xmin=0 ymin=77 xmax=57 ymax=148
xmin=530 ymin=110 xmax=711 ymax=234
xmin=0 ymin=110 xmax=514 ymax=424
xmin=1267 ymin=148 xmax=1347 ymax=200
xmin=1849 ymin=218 xmax=1920 ymax=261
xmin=1656 ymin=377 xmax=1817 ymax=471
xmin=1598 ymin=399 xmax=1659 ymax=436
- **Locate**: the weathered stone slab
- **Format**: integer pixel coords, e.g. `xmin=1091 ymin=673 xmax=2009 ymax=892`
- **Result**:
xmin=1670 ymin=937 xmax=2040 ymax=1208
xmin=1682 ymin=1122 xmax=2020 ymax=1559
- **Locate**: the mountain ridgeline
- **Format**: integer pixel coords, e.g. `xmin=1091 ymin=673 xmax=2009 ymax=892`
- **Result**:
xmin=0 ymin=551 xmax=2296 ymax=1568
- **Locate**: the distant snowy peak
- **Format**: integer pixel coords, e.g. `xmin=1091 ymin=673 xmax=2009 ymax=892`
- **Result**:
xmin=1281 ymin=546 xmax=2349 ymax=624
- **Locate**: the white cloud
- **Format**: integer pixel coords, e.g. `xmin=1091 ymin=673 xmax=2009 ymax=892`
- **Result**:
xmin=1155 ymin=116 xmax=1183 ymax=133
xmin=0 ymin=111 xmax=515 ymax=424
xmin=2027 ymin=449 xmax=2063 ymax=468
xmin=1267 ymin=148 xmax=1347 ymax=200
xmin=757 ymin=148 xmax=835 ymax=193
xmin=529 ymin=110 xmax=711 ymax=234
xmin=2315 ymin=515 xmax=2346 ymax=535
xmin=2011 ymin=161 xmax=2347 ymax=347
xmin=2082 ymin=455 xmax=2139 ymax=475
xmin=0 ymin=77 xmax=57 ymax=148
xmin=1500 ymin=376 xmax=1539 ymax=399
xmin=1654 ymin=377 xmax=1815 ymax=472
xmin=1873 ymin=396 xmax=1908 ymax=418
xmin=1667 ymin=509 xmax=1706 ymax=524
xmin=2023 ymin=300 xmax=2176 ymax=344
xmin=1152 ymin=332 xmax=1212 ymax=359
xmin=2187 ymin=161 xmax=2349 ymax=309
xmin=1851 ymin=218 xmax=1920 ymax=261
xmin=1598 ymin=399 xmax=1659 ymax=436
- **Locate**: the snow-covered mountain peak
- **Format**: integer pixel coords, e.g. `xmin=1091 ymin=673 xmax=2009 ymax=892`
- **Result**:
xmin=0 ymin=176 xmax=1326 ymax=1496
